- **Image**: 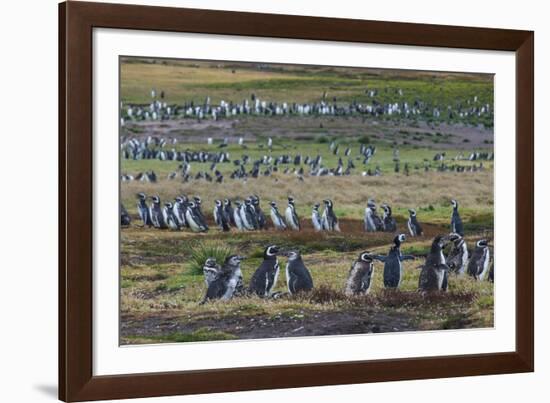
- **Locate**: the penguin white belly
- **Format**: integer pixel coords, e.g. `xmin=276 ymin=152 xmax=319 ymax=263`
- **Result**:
xmin=234 ymin=210 xmax=243 ymax=229
xmin=185 ymin=210 xmax=200 ymax=231
xmin=270 ymin=210 xmax=281 ymax=228
xmin=479 ymin=249 xmax=490 ymax=280
xmin=312 ymin=213 xmax=322 ymax=230
xmin=460 ymin=243 xmax=469 ymax=274
xmin=222 ymin=277 xmax=238 ymax=299
xmin=285 ymin=207 xmax=298 ymax=229
xmin=285 ymin=263 xmax=291 ymax=292
xmin=407 ymin=219 xmax=414 ymax=236
xmin=268 ymin=262 xmax=280 ymax=295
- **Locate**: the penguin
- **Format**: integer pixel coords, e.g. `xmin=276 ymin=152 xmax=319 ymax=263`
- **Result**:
xmin=311 ymin=203 xmax=323 ymax=231
xmin=149 ymin=196 xmax=167 ymax=229
xmin=446 ymin=233 xmax=469 ymax=275
xmin=193 ymin=196 xmax=209 ymax=230
xmin=240 ymin=198 xmax=258 ymax=230
xmin=364 ymin=199 xmax=383 ymax=232
xmin=344 ymin=251 xmax=376 ymax=296
xmin=136 ymin=192 xmax=152 ymax=227
xmin=121 ymin=204 xmax=131 ymax=226
xmin=467 ymin=239 xmax=491 ymax=280
xmin=407 ymin=209 xmax=423 ymax=236
xmin=173 ymin=196 xmax=188 ymax=228
xmin=223 ymin=199 xmax=235 ymax=227
xmin=202 ymin=257 xmax=221 ymax=286
xmin=163 ymin=202 xmax=180 ymax=230
xmin=233 ymin=201 xmax=244 ymax=230
xmin=488 ymin=261 xmax=494 ymax=283
xmin=269 ymin=201 xmax=287 ymax=230
xmin=375 ymin=234 xmax=415 ymax=288
xmin=201 ymin=255 xmax=245 ymax=303
xmin=418 ymin=234 xmax=458 ymax=291
xmin=251 ymin=195 xmax=267 ymax=229
xmin=248 ymin=245 xmax=281 ymax=297
xmin=283 ymin=250 xmax=313 ymax=294
xmin=213 ymin=199 xmax=230 ymax=231
xmin=285 ymin=196 xmax=301 ymax=230
xmin=322 ymin=199 xmax=340 ymax=231
xmin=450 ymin=199 xmax=464 ymax=236
xmin=381 ymin=204 xmax=397 ymax=232
xmin=185 ymin=201 xmax=208 ymax=232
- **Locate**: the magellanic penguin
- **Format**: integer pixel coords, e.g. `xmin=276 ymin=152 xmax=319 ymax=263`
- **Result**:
xmin=213 ymin=199 xmax=230 ymax=232
xmin=185 ymin=201 xmax=208 ymax=232
xmin=381 ymin=204 xmax=397 ymax=232
xmin=364 ymin=199 xmax=383 ymax=232
xmin=136 ymin=192 xmax=153 ymax=227
xmin=201 ymin=255 xmax=246 ymax=303
xmin=202 ymin=257 xmax=221 ymax=286
xmin=283 ymin=250 xmax=313 ymax=294
xmin=249 ymin=245 xmax=281 ymax=297
xmin=121 ymin=204 xmax=131 ymax=226
xmin=285 ymin=196 xmax=301 ymax=231
xmin=450 ymin=199 xmax=464 ymax=236
xmin=233 ymin=201 xmax=244 ymax=230
xmin=223 ymin=199 xmax=235 ymax=227
xmin=240 ymin=198 xmax=258 ymax=230
xmin=446 ymin=233 xmax=469 ymax=275
xmin=322 ymin=199 xmax=340 ymax=231
xmin=344 ymin=251 xmax=376 ymax=296
xmin=163 ymin=202 xmax=181 ymax=230
xmin=270 ymin=201 xmax=287 ymax=230
xmin=311 ymin=203 xmax=323 ymax=231
xmin=173 ymin=196 xmax=189 ymax=228
xmin=418 ymin=234 xmax=459 ymax=292
xmin=252 ymin=195 xmax=267 ymax=229
xmin=376 ymin=234 xmax=415 ymax=288
xmin=193 ymin=196 xmax=209 ymax=230
xmin=407 ymin=209 xmax=423 ymax=236
xmin=149 ymin=196 xmax=167 ymax=229
xmin=467 ymin=239 xmax=491 ymax=280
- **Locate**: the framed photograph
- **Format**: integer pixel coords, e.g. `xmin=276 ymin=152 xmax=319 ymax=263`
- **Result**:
xmin=59 ymin=1 xmax=534 ymax=401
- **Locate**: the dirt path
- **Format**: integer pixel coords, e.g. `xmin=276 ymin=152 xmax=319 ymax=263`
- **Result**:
xmin=120 ymin=308 xmax=417 ymax=344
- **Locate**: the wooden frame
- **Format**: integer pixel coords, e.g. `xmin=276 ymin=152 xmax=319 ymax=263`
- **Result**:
xmin=59 ymin=1 xmax=534 ymax=401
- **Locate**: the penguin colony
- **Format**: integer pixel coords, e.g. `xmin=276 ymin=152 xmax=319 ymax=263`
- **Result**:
xmin=120 ymin=135 xmax=492 ymax=183
xmin=129 ymin=198 xmax=493 ymax=303
xmin=126 ymin=193 xmax=433 ymax=235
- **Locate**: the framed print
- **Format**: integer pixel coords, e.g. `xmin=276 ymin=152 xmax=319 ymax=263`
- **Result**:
xmin=59 ymin=1 xmax=534 ymax=401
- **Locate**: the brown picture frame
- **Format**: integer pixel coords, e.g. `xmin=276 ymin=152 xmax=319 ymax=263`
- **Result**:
xmin=58 ymin=1 xmax=534 ymax=401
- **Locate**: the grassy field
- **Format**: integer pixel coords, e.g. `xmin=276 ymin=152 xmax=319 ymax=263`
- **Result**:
xmin=120 ymin=58 xmax=494 ymax=344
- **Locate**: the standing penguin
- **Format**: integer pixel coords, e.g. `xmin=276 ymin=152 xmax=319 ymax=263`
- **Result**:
xmin=193 ymin=196 xmax=209 ymax=230
xmin=467 ymin=239 xmax=491 ymax=280
xmin=407 ymin=209 xmax=423 ymax=236
xmin=251 ymin=195 xmax=267 ymax=230
xmin=269 ymin=201 xmax=287 ymax=230
xmin=149 ymin=196 xmax=167 ymax=229
xmin=450 ymin=199 xmax=464 ymax=236
xmin=381 ymin=204 xmax=397 ymax=232
xmin=375 ymin=234 xmax=415 ymax=289
xmin=223 ymin=199 xmax=235 ymax=227
xmin=284 ymin=250 xmax=313 ymax=294
xmin=213 ymin=199 xmax=230 ymax=232
xmin=322 ymin=199 xmax=340 ymax=231
xmin=418 ymin=234 xmax=458 ymax=291
xmin=202 ymin=257 xmax=221 ymax=286
xmin=121 ymin=204 xmax=131 ymax=226
xmin=240 ymin=198 xmax=258 ymax=230
xmin=344 ymin=251 xmax=376 ymax=296
xmin=173 ymin=196 xmax=188 ymax=228
xmin=185 ymin=201 xmax=208 ymax=232
xmin=364 ymin=199 xmax=383 ymax=232
xmin=249 ymin=245 xmax=281 ymax=297
xmin=446 ymin=233 xmax=469 ymax=275
xmin=136 ymin=192 xmax=153 ymax=227
xmin=201 ymin=255 xmax=245 ymax=303
xmin=233 ymin=201 xmax=244 ymax=230
xmin=285 ymin=196 xmax=301 ymax=230
xmin=311 ymin=203 xmax=323 ymax=231
xmin=163 ymin=202 xmax=180 ymax=230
